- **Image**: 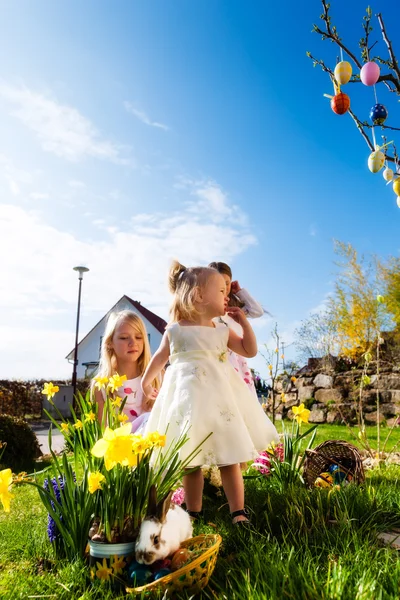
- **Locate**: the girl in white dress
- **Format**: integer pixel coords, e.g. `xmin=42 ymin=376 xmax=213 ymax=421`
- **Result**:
xmin=142 ymin=262 xmax=278 ymax=525
xmin=92 ymin=310 xmax=159 ymax=434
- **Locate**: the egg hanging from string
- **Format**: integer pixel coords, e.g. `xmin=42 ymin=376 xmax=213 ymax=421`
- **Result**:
xmin=334 ymin=61 xmax=352 ymax=85
xmin=369 ymin=103 xmax=388 ymax=126
xmin=383 ymin=167 xmax=394 ymax=182
xmin=397 ymin=197 xmax=400 ymax=209
xmin=368 ymin=146 xmax=385 ymax=173
xmin=360 ymin=61 xmax=380 ymax=86
xmin=331 ymin=92 xmax=350 ymax=115
xmin=393 ymin=178 xmax=400 ymax=197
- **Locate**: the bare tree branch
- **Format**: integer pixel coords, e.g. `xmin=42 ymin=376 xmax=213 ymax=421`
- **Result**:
xmin=377 ymin=12 xmax=400 ymax=82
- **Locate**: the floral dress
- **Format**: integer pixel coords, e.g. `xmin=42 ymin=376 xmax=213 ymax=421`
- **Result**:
xmin=114 ymin=376 xmax=150 ymax=434
xmin=145 ymin=323 xmax=279 ymax=467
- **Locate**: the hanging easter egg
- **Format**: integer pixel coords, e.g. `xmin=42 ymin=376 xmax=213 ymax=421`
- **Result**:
xmin=331 ymin=92 xmax=350 ymax=115
xmin=368 ymin=148 xmax=385 ymax=173
xmin=369 ymin=103 xmax=388 ymax=125
xmin=393 ymin=178 xmax=400 ymax=196
xmin=334 ymin=61 xmax=352 ymax=85
xmin=360 ymin=61 xmax=380 ymax=86
xmin=383 ymin=167 xmax=394 ymax=182
xmin=397 ymin=197 xmax=400 ymax=208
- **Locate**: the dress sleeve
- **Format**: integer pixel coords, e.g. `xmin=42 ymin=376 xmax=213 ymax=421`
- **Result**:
xmin=236 ymin=288 xmax=265 ymax=318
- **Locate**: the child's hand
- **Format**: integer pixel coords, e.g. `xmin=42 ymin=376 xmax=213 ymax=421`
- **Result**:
xmin=142 ymin=384 xmax=157 ymax=399
xmin=231 ymin=280 xmax=241 ymax=294
xmin=226 ymin=305 xmax=247 ymax=325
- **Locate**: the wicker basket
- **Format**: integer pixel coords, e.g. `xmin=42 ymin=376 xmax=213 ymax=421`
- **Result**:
xmin=303 ymin=440 xmax=365 ymax=488
xmin=126 ymin=534 xmax=222 ymax=597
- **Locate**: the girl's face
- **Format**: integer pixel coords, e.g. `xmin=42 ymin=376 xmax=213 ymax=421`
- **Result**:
xmin=111 ymin=320 xmax=144 ymax=363
xmin=222 ymin=273 xmax=231 ymax=295
xmin=201 ymin=273 xmax=228 ymax=317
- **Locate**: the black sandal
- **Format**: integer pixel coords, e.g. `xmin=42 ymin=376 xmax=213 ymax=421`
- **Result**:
xmin=231 ymin=508 xmax=250 ymax=525
xmin=187 ymin=510 xmax=203 ymax=520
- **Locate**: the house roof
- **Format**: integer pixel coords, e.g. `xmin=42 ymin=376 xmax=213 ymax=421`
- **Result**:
xmin=65 ymin=295 xmax=167 ymax=359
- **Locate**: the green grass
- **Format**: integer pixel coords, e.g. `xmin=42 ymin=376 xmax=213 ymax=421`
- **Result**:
xmin=1 ymin=426 xmax=400 ymax=599
xmin=275 ymin=422 xmax=400 ymax=452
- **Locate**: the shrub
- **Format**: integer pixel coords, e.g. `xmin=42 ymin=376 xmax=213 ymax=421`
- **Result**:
xmin=0 ymin=414 xmax=42 ymax=472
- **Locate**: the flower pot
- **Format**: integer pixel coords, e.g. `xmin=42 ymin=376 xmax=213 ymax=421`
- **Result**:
xmin=89 ymin=540 xmax=135 ymax=584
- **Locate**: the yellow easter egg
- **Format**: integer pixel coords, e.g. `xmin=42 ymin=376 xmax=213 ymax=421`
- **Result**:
xmin=315 ymin=473 xmax=333 ymax=488
xmin=383 ymin=167 xmax=394 ymax=182
xmin=368 ymin=150 xmax=385 ymax=173
xmin=393 ymin=178 xmax=400 ymax=196
xmin=334 ymin=61 xmax=352 ymax=85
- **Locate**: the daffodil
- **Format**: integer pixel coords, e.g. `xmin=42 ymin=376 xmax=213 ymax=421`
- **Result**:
xmin=118 ymin=413 xmax=128 ymax=424
xmin=292 ymin=403 xmax=310 ymax=425
xmin=61 ymin=423 xmax=69 ymax=434
xmin=107 ymin=373 xmax=127 ymax=393
xmin=111 ymin=397 xmax=122 ymax=409
xmin=281 ymin=393 xmax=286 ymax=403
xmin=268 ymin=364 xmax=273 ymax=371
xmin=88 ymin=471 xmax=106 ymax=494
xmin=85 ymin=411 xmax=96 ymax=423
xmin=73 ymin=420 xmax=83 ymax=430
xmin=41 ymin=382 xmax=59 ymax=400
xmin=146 ymin=432 xmax=166 ymax=448
xmin=91 ymin=423 xmax=136 ymax=470
xmin=0 ymin=468 xmax=13 ymax=512
xmin=96 ymin=558 xmax=113 ymax=582
xmin=291 ymin=376 xmax=297 ymax=383
xmin=93 ymin=376 xmax=109 ymax=391
xmin=132 ymin=436 xmax=151 ymax=454
xmin=111 ymin=555 xmax=126 ymax=575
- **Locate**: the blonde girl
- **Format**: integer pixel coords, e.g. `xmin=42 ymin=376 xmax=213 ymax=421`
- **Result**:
xmin=93 ymin=310 xmax=159 ymax=432
xmin=142 ymin=261 xmax=278 ymax=525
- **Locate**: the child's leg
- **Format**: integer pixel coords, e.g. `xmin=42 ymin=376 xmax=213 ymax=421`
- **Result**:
xmin=183 ymin=468 xmax=204 ymax=512
xmin=219 ymin=464 xmax=248 ymax=523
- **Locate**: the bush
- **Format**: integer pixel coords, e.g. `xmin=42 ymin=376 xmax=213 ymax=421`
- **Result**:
xmin=0 ymin=414 xmax=42 ymax=472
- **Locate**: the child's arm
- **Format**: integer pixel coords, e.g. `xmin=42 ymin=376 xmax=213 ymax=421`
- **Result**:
xmin=232 ymin=281 xmax=264 ymax=318
xmin=141 ymin=333 xmax=170 ymax=397
xmin=226 ymin=306 xmax=258 ymax=358
xmin=93 ymin=388 xmax=105 ymax=423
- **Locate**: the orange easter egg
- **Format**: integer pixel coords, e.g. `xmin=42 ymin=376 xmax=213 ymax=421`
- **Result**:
xmin=171 ymin=548 xmax=192 ymax=571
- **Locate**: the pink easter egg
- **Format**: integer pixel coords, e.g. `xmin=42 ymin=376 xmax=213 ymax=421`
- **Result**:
xmin=360 ymin=62 xmax=380 ymax=86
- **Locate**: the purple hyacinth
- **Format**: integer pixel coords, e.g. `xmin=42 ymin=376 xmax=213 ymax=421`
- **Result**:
xmin=43 ymin=476 xmax=66 ymax=543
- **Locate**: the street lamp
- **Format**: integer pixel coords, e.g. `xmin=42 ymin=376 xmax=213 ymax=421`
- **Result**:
xmin=72 ymin=265 xmax=89 ymax=398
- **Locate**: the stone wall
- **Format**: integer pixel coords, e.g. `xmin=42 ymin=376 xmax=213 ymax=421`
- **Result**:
xmin=271 ymin=365 xmax=400 ymax=426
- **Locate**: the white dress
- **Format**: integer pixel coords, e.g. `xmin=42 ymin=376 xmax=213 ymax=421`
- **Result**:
xmin=145 ymin=323 xmax=279 ymax=467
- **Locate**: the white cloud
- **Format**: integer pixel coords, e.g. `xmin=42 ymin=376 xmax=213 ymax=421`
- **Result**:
xmin=68 ymin=180 xmax=86 ymax=188
xmin=0 ymin=82 xmax=128 ymax=163
xmin=0 ymin=153 xmax=34 ymax=196
xmin=124 ymin=101 xmax=169 ymax=131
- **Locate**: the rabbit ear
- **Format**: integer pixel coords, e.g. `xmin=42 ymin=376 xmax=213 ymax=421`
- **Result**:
xmin=146 ymin=484 xmax=158 ymax=517
xmin=156 ymin=491 xmax=173 ymax=523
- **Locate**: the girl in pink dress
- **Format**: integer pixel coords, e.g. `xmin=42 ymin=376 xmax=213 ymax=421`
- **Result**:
xmin=92 ymin=310 xmax=159 ymax=433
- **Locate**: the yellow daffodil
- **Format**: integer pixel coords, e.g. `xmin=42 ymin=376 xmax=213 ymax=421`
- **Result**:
xmin=111 ymin=397 xmax=122 ymax=409
xmin=281 ymin=393 xmax=286 ymax=403
xmin=132 ymin=437 xmax=151 ymax=454
xmin=93 ymin=376 xmax=109 ymax=391
xmin=61 ymin=423 xmax=69 ymax=433
xmin=74 ymin=420 xmax=83 ymax=430
xmin=12 ymin=471 xmax=30 ymax=484
xmin=96 ymin=558 xmax=113 ymax=582
xmin=291 ymin=376 xmax=297 ymax=383
xmin=118 ymin=414 xmax=129 ymax=424
xmin=281 ymin=354 xmax=285 ymax=360
xmin=41 ymin=382 xmax=59 ymax=400
xmin=0 ymin=468 xmax=13 ymax=512
xmin=146 ymin=432 xmax=166 ymax=448
xmin=91 ymin=423 xmax=136 ymax=470
xmin=107 ymin=373 xmax=127 ymax=393
xmin=292 ymin=403 xmax=310 ymax=425
xmin=88 ymin=471 xmax=106 ymax=494
xmin=275 ymin=348 xmax=279 ymax=353
xmin=111 ymin=555 xmax=126 ymax=575
xmin=266 ymin=441 xmax=276 ymax=454
xmin=85 ymin=411 xmax=96 ymax=423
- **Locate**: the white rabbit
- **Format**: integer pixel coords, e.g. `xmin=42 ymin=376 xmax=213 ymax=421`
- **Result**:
xmin=135 ymin=485 xmax=193 ymax=565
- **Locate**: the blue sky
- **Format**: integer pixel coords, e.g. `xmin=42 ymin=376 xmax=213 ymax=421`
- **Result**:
xmin=0 ymin=0 xmax=399 ymax=378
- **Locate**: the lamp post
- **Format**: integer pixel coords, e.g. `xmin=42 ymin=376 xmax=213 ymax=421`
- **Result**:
xmin=72 ymin=266 xmax=89 ymax=399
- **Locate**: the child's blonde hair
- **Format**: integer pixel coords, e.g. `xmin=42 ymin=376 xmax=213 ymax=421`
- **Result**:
xmin=169 ymin=260 xmax=218 ymax=322
xmin=95 ymin=310 xmax=159 ymax=391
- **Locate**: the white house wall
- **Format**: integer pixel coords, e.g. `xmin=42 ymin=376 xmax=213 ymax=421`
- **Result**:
xmin=70 ymin=298 xmax=164 ymax=379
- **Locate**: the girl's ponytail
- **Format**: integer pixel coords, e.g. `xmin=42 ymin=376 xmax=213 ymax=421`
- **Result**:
xmin=169 ymin=260 xmax=186 ymax=293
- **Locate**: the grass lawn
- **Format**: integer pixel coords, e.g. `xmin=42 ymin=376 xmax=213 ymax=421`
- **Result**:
xmin=0 ymin=424 xmax=400 ymax=599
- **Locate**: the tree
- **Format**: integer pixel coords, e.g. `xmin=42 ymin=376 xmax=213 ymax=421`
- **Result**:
xmin=308 ymin=1 xmax=400 ymax=176
xmin=294 ymin=311 xmax=337 ymax=364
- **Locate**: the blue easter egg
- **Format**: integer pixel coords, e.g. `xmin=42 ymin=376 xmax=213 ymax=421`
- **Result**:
xmin=127 ymin=560 xmax=141 ymax=575
xmin=369 ymin=103 xmax=388 ymax=125
xmin=128 ymin=566 xmax=153 ymax=586
xmin=327 ymin=464 xmax=339 ymax=474
xmin=154 ymin=568 xmax=171 ymax=580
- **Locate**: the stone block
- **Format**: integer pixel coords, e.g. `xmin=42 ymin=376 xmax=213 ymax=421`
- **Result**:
xmin=380 ymin=403 xmax=400 ymax=416
xmin=326 ymin=411 xmax=342 ymax=424
xmin=372 ymin=374 xmax=400 ymax=390
xmin=308 ymin=408 xmax=327 ymax=423
xmin=313 ymin=374 xmax=333 ymax=388
xmin=294 ymin=377 xmax=314 ymax=389
xmin=364 ymin=411 xmax=386 ymax=424
xmin=314 ymin=388 xmax=343 ymax=404
xmin=297 ymin=386 xmax=315 ymax=402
